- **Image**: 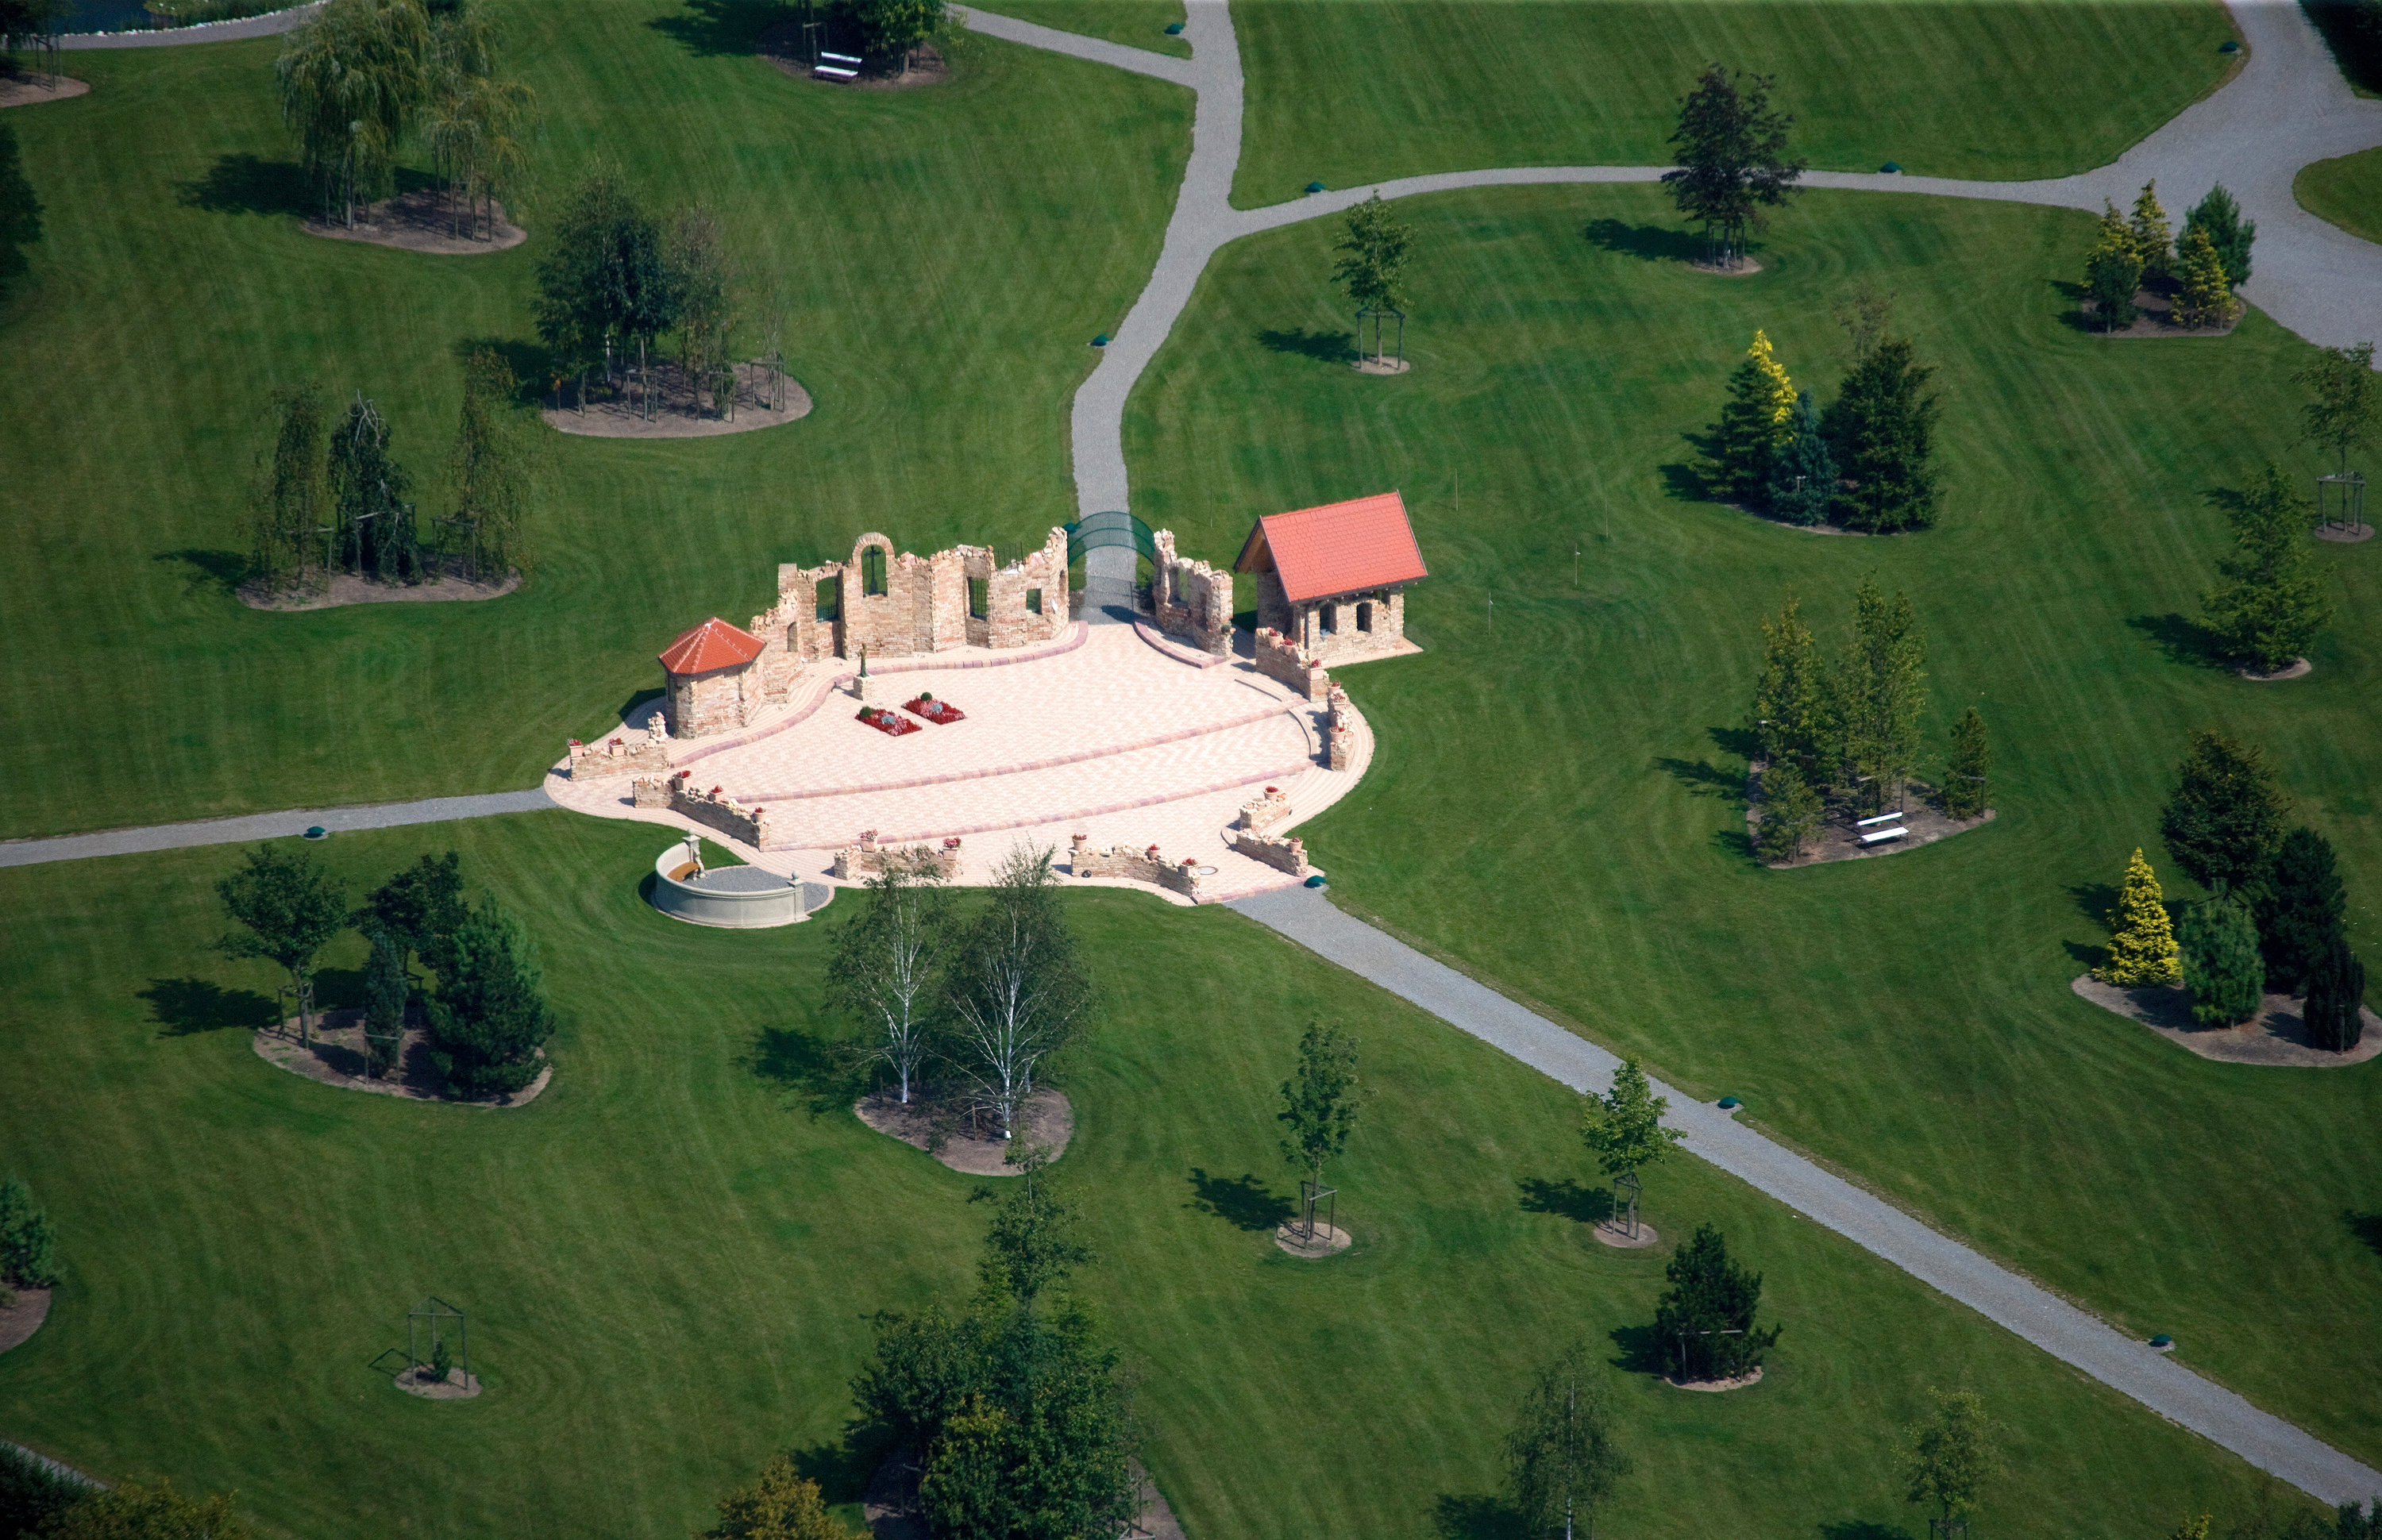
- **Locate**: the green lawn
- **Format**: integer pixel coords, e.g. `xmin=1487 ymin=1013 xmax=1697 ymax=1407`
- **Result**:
xmin=973 ymin=0 xmax=1192 ymax=57
xmin=2295 ymin=145 xmax=2382 ymax=245
xmin=1123 ymin=182 xmax=2382 ymax=1466
xmin=0 ymin=0 xmax=1187 ymax=841
xmin=0 ymin=813 xmax=2317 ymax=1538
xmin=1228 ymin=0 xmax=2239 ymax=207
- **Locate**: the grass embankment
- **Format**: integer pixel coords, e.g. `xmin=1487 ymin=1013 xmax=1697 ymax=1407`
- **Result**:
xmin=1228 ymin=0 xmax=2238 ymax=206
xmin=0 ymin=814 xmax=2316 ymax=1539
xmin=973 ymin=0 xmax=1192 ymax=57
xmin=0 ymin=0 xmax=1187 ymax=841
xmin=2295 ymin=146 xmax=2382 ymax=245
xmin=1123 ymin=183 xmax=2382 ymax=1465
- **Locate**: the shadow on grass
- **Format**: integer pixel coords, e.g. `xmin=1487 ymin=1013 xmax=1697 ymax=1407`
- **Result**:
xmin=1606 ymin=1321 xmax=1663 ymax=1376
xmin=2125 ymin=612 xmax=2225 ymax=670
xmin=1185 ymin=1168 xmax=1293 ymax=1231
xmin=1819 ymin=1523 xmax=1914 ymax=1540
xmin=1582 ymin=217 xmax=1704 ymax=264
xmin=1517 ymin=1175 xmax=1611 ymax=1225
xmin=1710 ymin=725 xmax=1760 ymax=762
xmin=1257 ymin=326 xmax=1355 ymax=364
xmin=1657 ymin=461 xmax=1710 ymax=504
xmin=1432 ymin=1493 xmax=1528 ymax=1540
xmin=746 ymin=1023 xmax=860 ymax=1116
xmin=1657 ymin=756 xmax=1743 ymax=801
xmin=2068 ymin=880 xmax=2118 ymax=923
xmin=152 ymin=548 xmax=248 ymax=599
xmin=2345 ymin=1209 xmax=2382 ymax=1259
xmin=2061 ymin=939 xmax=2110 ymax=973
xmin=450 ymin=335 xmax=553 ymax=407
xmin=788 ymin=1434 xmax=886 ymax=1507
xmin=175 ymin=152 xmax=314 ymax=218
xmin=138 ymin=977 xmax=279 ymax=1036
xmin=646 ymin=0 xmax=792 ymax=57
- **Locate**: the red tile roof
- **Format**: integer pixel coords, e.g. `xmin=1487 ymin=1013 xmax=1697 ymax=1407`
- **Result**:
xmin=1233 ymin=491 xmax=1427 ymax=604
xmin=658 ymin=617 xmax=766 ymax=676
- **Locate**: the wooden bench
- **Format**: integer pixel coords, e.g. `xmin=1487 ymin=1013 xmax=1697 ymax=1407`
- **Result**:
xmin=1854 ymin=812 xmax=1904 ymax=828
xmin=1860 ymin=826 xmax=1908 ymax=845
xmin=815 ymin=50 xmax=860 ymax=80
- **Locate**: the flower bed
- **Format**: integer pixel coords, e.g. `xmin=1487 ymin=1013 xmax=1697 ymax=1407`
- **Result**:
xmin=904 ymin=692 xmax=966 ymax=725
xmin=857 ymin=706 xmax=921 ymax=737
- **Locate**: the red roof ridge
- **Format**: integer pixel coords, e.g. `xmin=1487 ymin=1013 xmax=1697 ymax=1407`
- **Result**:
xmin=659 ymin=616 xmax=767 ymax=675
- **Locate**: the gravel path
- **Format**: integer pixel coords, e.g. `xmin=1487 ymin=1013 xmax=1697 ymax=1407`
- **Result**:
xmin=55 ymin=2 xmax=321 ymax=48
xmin=1230 ymin=884 xmax=2382 ymax=1503
xmin=0 ymin=789 xmax=550 ymax=868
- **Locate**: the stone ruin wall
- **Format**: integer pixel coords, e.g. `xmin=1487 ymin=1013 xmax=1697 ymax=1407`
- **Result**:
xmin=569 ymin=714 xmax=673 ymax=779
xmin=1151 ymin=529 xmax=1235 ymax=656
xmin=831 ymin=831 xmax=964 ymax=880
xmin=762 ymin=529 xmax=1070 ymax=665
xmin=1069 ymin=834 xmax=1204 ymax=899
xmin=634 ymin=771 xmax=773 ymax=849
xmin=1252 ymin=627 xmax=1332 ymax=699
xmin=1325 ymin=683 xmax=1354 ymax=772
xmin=1231 ymin=785 xmax=1314 ymax=878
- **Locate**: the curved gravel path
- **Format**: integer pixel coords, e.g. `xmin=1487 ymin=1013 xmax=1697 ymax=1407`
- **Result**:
xmin=973 ymin=0 xmax=2382 ymax=1502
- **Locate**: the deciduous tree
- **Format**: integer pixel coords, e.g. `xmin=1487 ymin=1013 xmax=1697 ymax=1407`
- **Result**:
xmin=276 ymin=0 xmax=433 ymax=226
xmin=1826 ymin=339 xmax=1941 ymax=532
xmin=1752 ymin=593 xmax=1829 ymax=775
xmin=830 ymin=849 xmax=949 ymax=1105
xmin=2294 ymin=341 xmax=2380 ymax=482
xmin=699 ymin=1453 xmax=863 ymax=1540
xmin=2183 ymin=887 xmax=2265 ymax=1027
xmin=357 ymin=849 xmax=467 ymax=980
xmin=2099 ymin=849 xmax=2183 ymax=988
xmin=846 ymin=0 xmax=947 ymax=71
xmin=327 ymin=393 xmax=418 ymax=582
xmin=2162 ymin=730 xmax=2289 ymax=895
xmin=1505 ymin=1341 xmax=1631 ymax=1540
xmin=1941 ymin=706 xmax=1990 ymax=819
xmin=1901 ymin=1388 xmax=2006 ymax=1530
xmin=534 ymin=162 xmax=673 ymax=408
xmin=1765 ymin=388 xmax=1837 ymax=526
xmin=2084 ymin=201 xmax=2142 ymax=332
xmin=1661 ymin=64 xmax=1804 ymax=264
xmin=425 ymin=894 xmax=553 ymax=1094
xmin=970 ymin=1143 xmax=1093 ymax=1307
xmin=1332 ymin=192 xmax=1413 ymax=364
xmin=0 ymin=120 xmax=40 ymax=305
xmin=1710 ymin=329 xmax=1795 ymax=500
xmin=1652 ymin=1223 xmax=1780 ymax=1382
xmin=2257 ymin=826 xmax=2347 ymax=995
xmin=1580 ymin=1059 xmax=1681 ymax=1188
xmin=2171 ymin=224 xmax=2239 ymax=330
xmin=944 ymin=845 xmax=1090 ymax=1140
xmin=215 ymin=844 xmax=347 ymax=1043
xmin=2182 ymin=184 xmax=2255 ymax=290
xmin=246 ymin=383 xmax=330 ymax=592
xmin=2303 ymin=937 xmax=2368 ymax=1053
xmin=667 ymin=202 xmax=741 ymax=417
xmin=446 ymin=348 xmax=534 ymax=581
xmin=1278 ymin=1021 xmax=1362 ymax=1195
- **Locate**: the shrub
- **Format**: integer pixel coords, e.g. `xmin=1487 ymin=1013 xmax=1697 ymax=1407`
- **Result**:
xmin=0 ymin=1176 xmax=58 ymax=1292
xmin=0 ymin=1440 xmax=89 ymax=1539
xmin=2182 ymin=889 xmax=2264 ymax=1027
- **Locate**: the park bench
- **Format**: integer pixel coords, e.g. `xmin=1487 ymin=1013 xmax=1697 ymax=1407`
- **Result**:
xmin=815 ymin=51 xmax=860 ymax=80
xmin=1854 ymin=812 xmax=1903 ymax=828
xmin=1860 ymin=826 xmax=1907 ymax=845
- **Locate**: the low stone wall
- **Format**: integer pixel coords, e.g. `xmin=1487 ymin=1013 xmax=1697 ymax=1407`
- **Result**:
xmin=1253 ymin=627 xmax=1331 ymax=699
xmin=633 ymin=772 xmax=772 ymax=848
xmin=1324 ymin=684 xmax=1355 ymax=772
xmin=1230 ymin=828 xmax=1311 ymax=878
xmin=1068 ymin=834 xmax=1202 ymax=898
xmin=569 ymin=714 xmax=672 ymax=779
xmin=1239 ymin=784 xmax=1292 ymax=833
xmin=831 ymin=831 xmax=962 ymax=880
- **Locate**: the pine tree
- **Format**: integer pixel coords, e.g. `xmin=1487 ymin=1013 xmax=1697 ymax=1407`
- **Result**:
xmin=363 ymin=926 xmax=408 ymax=1079
xmin=2084 ymin=201 xmax=2142 ymax=331
xmin=2203 ymin=464 xmax=2330 ymax=673
xmin=2303 ymin=937 xmax=2368 ymax=1053
xmin=2170 ymin=224 xmax=2238 ymax=330
xmin=2129 ymin=180 xmax=2173 ymax=285
xmin=1710 ymin=329 xmax=1795 ymax=500
xmin=1827 ymin=338 xmax=1941 ymax=532
xmin=2099 ymin=849 xmax=2182 ymax=988
xmin=1651 ymin=1222 xmax=1781 ymax=1382
xmin=2182 ymin=888 xmax=2265 ymax=1027
xmin=2257 ymin=826 xmax=2347 ymax=994
xmin=2161 ymin=730 xmax=2289 ymax=895
xmin=1941 ymin=706 xmax=1990 ymax=818
xmin=1833 ymin=577 xmax=1927 ymax=810
xmin=1766 ymin=387 xmax=1837 ymax=525
xmin=0 ymin=1175 xmax=58 ymax=1290
xmin=1752 ymin=593 xmax=1829 ymax=775
xmin=1756 ymin=760 xmax=1822 ymax=863
xmin=426 ymin=895 xmax=553 ymax=1094
xmin=2182 ymin=184 xmax=2255 ymax=290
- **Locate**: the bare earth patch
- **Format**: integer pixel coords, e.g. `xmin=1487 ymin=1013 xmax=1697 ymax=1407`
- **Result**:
xmin=1669 ymin=1366 xmax=1763 ymax=1392
xmin=854 ymin=1086 xmax=1073 ymax=1175
xmin=303 ymin=188 xmax=524 ymax=254
xmin=252 ymin=1008 xmax=552 ymax=1105
xmin=0 ymin=75 xmax=88 ymax=108
xmin=2083 ymin=285 xmax=2241 ymax=338
xmin=1274 ymin=1220 xmax=1353 ymax=1257
xmin=1593 ymin=1219 xmax=1659 ymax=1250
xmin=2314 ymin=522 xmax=2374 ymax=544
xmin=1692 ymin=255 xmax=1762 ymax=276
xmin=238 ymin=556 xmax=518 ymax=612
xmin=2069 ymin=976 xmax=2382 ymax=1067
xmin=2238 ymin=657 xmax=2311 ymax=680
xmin=1748 ymin=772 xmax=1994 ymax=868
xmin=0 ymin=1288 xmax=51 ymax=1354
xmin=1351 ymin=356 xmax=1411 ymax=375
xmin=543 ymin=360 xmax=813 ymax=440
xmin=395 ymin=1365 xmax=482 ymax=1399
xmin=867 ymin=1453 xmax=1182 ymax=1539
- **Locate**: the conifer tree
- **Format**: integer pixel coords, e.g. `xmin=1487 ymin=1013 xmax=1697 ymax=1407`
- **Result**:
xmin=1709 ymin=329 xmax=1796 ymax=500
xmin=2183 ymin=888 xmax=2265 ymax=1026
xmin=2182 ymin=184 xmax=2255 ymax=290
xmin=1827 ymin=338 xmax=1941 ymax=532
xmin=2085 ymin=201 xmax=2142 ymax=331
xmin=2098 ymin=849 xmax=2181 ymax=987
xmin=2257 ymin=826 xmax=2346 ymax=994
xmin=426 ymin=894 xmax=553 ymax=1094
xmin=363 ymin=926 xmax=408 ymax=1078
xmin=1941 ymin=706 xmax=1989 ymax=818
xmin=1651 ymin=1223 xmax=1780 ymax=1382
xmin=1766 ymin=388 xmax=1837 ymax=526
xmin=2129 ymin=180 xmax=2173 ymax=285
xmin=1833 ymin=577 xmax=1927 ymax=810
xmin=2161 ymin=730 xmax=2289 ymax=895
xmin=2303 ymin=937 xmax=2367 ymax=1053
xmin=1752 ymin=593 xmax=1829 ymax=774
xmin=2170 ymin=225 xmax=2238 ymax=330
xmin=2202 ymin=464 xmax=2330 ymax=673
xmin=1756 ymin=760 xmax=1822 ymax=863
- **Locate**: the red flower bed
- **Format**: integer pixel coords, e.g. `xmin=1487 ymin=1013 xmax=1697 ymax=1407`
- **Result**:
xmin=857 ymin=706 xmax=921 ymax=737
xmin=904 ymin=694 xmax=966 ymax=725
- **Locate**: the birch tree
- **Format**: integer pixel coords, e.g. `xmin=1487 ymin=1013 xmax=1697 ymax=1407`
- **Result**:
xmin=1505 ymin=1342 xmax=1631 ymax=1540
xmin=944 ymin=845 xmax=1089 ymax=1138
xmin=830 ymin=849 xmax=950 ymax=1105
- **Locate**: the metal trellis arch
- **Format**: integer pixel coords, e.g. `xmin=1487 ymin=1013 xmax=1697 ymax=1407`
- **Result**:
xmin=1063 ymin=510 xmax=1157 ymax=566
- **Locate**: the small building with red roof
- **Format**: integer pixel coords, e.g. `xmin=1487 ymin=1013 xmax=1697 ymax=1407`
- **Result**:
xmin=1233 ymin=491 xmax=1427 ymax=662
xmin=659 ymin=617 xmax=771 ymax=739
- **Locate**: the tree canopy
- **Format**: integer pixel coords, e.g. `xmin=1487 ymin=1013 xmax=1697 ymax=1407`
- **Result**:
xmin=0 ymin=120 xmax=40 ymax=306
xmin=1580 ymin=1058 xmax=1680 ymax=1183
xmin=215 ymin=843 xmax=348 ymax=1041
xmin=2203 ymin=463 xmax=2330 ymax=672
xmin=1504 ymin=1340 xmax=1630 ymax=1540
xmin=2182 ymin=183 xmax=2255 ymax=290
xmin=945 ymin=845 xmax=1091 ymax=1139
xmin=1652 ymin=1222 xmax=1780 ymax=1382
xmin=1278 ymin=1021 xmax=1362 ymax=1192
xmin=425 ymin=893 xmax=553 ymax=1094
xmin=1661 ymin=64 xmax=1804 ymax=261
xmin=1901 ymin=1387 xmax=2006 ymax=1523
xmin=1825 ymin=338 xmax=1941 ymax=532
xmin=2161 ymin=730 xmax=2289 ymax=895
xmin=698 ymin=1454 xmax=862 ymax=1540
xmin=276 ymin=0 xmax=434 ymax=225
xmin=2294 ymin=341 xmax=2380 ymax=479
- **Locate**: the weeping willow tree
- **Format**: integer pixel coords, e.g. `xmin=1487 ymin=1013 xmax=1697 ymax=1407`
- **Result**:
xmin=420 ymin=0 xmax=533 ymax=241
xmin=276 ymin=0 xmax=433 ymax=228
xmin=445 ymin=348 xmax=535 ymax=582
xmin=246 ymin=383 xmax=330 ymax=593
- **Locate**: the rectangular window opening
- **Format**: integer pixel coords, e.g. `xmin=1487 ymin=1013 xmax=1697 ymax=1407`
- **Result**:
xmin=1026 ymin=588 xmax=1043 ymax=615
xmin=969 ymin=577 xmax=989 ymax=619
xmin=861 ymin=547 xmax=888 ymax=597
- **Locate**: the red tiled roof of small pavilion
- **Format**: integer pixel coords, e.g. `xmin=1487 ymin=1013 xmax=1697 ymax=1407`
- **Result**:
xmin=1231 ymin=491 xmax=1427 ymax=603
xmin=658 ymin=617 xmax=767 ymax=675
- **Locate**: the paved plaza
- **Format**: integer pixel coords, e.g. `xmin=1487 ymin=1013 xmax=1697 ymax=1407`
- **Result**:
xmin=542 ymin=616 xmax=1374 ymax=903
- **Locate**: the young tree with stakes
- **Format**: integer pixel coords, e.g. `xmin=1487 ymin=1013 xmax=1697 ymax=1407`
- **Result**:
xmin=2294 ymin=341 xmax=2380 ymax=486
xmin=2162 ymin=730 xmax=2290 ymax=896
xmin=1826 ymin=338 xmax=1942 ymax=532
xmin=216 ymin=844 xmax=347 ymax=1045
xmin=534 ymin=163 xmax=674 ymax=410
xmin=1278 ymin=1021 xmax=1361 ymax=1237
xmin=667 ymin=202 xmax=741 ymax=417
xmin=2203 ymin=464 xmax=2330 ymax=673
xmin=2182 ymin=184 xmax=2256 ymax=291
xmin=1710 ymin=329 xmax=1795 ymax=501
xmin=944 ymin=845 xmax=1090 ymax=1141
xmin=326 ymin=393 xmax=418 ymax=582
xmin=1332 ymin=192 xmax=1413 ymax=365
xmin=1651 ymin=1223 xmax=1781 ymax=1383
xmin=2183 ymin=887 xmax=2265 ymax=1027
xmin=1661 ymin=64 xmax=1804 ymax=266
xmin=1901 ymin=1388 xmax=2006 ymax=1536
xmin=2257 ymin=826 xmax=2347 ymax=994
xmin=1766 ymin=388 xmax=1838 ymax=526
xmin=2099 ymin=849 xmax=2183 ymax=988
xmin=969 ymin=1142 xmax=1093 ymax=1307
xmin=1580 ymin=1059 xmax=1681 ymax=1220
xmin=830 ymin=848 xmax=950 ymax=1105
xmin=1505 ymin=1341 xmax=1631 ymax=1540
xmin=2084 ymin=201 xmax=2143 ymax=332
xmin=1941 ymin=707 xmax=1990 ymax=819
